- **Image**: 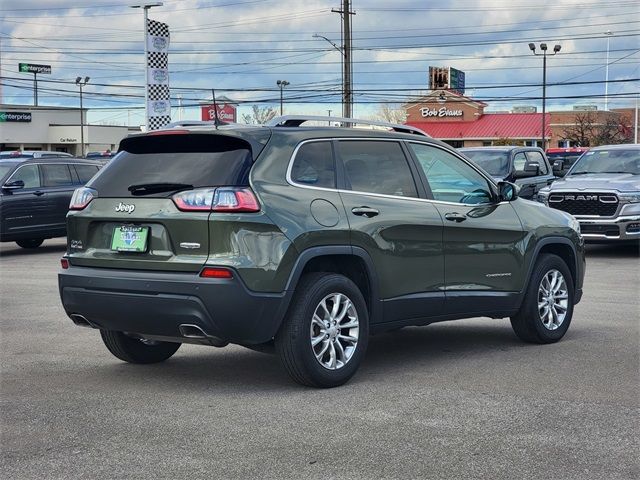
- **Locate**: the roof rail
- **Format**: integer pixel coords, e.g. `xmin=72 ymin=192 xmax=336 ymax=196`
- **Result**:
xmin=266 ymin=115 xmax=430 ymax=137
xmin=163 ymin=120 xmax=228 ymax=128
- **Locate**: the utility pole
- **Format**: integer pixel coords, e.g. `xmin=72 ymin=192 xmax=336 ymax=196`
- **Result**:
xmin=75 ymin=77 xmax=90 ymax=157
xmin=276 ymin=80 xmax=289 ymax=115
xmin=332 ymin=1 xmax=355 ymax=119
xmin=604 ymin=30 xmax=614 ymax=111
xmin=529 ymin=42 xmax=561 ymax=149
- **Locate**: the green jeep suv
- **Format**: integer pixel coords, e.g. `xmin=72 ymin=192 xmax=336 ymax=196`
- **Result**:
xmin=58 ymin=116 xmax=585 ymax=387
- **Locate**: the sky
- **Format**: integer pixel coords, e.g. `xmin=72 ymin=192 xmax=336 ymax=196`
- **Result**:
xmin=1 ymin=0 xmax=639 ymax=127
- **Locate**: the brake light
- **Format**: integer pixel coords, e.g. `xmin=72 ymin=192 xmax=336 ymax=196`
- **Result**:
xmin=212 ymin=187 xmax=260 ymax=212
xmin=200 ymin=267 xmax=233 ymax=279
xmin=60 ymin=258 xmax=69 ymax=269
xmin=69 ymin=187 xmax=97 ymax=210
xmin=172 ymin=187 xmax=260 ymax=212
xmin=146 ymin=129 xmax=189 ymax=136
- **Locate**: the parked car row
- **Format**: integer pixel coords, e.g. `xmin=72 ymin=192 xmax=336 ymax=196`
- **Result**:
xmin=458 ymin=144 xmax=640 ymax=243
xmin=0 ymin=156 xmax=103 ymax=248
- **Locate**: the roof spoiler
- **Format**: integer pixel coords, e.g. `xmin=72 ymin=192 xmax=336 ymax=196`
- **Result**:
xmin=266 ymin=115 xmax=430 ymax=137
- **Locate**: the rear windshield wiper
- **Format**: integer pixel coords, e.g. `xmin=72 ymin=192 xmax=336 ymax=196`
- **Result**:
xmin=128 ymin=182 xmax=193 ymax=195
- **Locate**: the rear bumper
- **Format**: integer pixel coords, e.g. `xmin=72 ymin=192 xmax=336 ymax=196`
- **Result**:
xmin=58 ymin=265 xmax=287 ymax=345
xmin=577 ymin=215 xmax=640 ymax=242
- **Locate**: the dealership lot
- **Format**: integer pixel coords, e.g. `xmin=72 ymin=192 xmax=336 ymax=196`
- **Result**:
xmin=1 ymin=238 xmax=638 ymax=479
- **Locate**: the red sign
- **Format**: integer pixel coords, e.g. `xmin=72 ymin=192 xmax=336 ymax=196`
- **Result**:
xmin=201 ymin=104 xmax=237 ymax=123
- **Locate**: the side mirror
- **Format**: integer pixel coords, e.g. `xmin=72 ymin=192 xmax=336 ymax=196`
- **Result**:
xmin=552 ymin=160 xmax=564 ymax=176
xmin=524 ymin=162 xmax=540 ymax=174
xmin=2 ymin=180 xmax=25 ymax=191
xmin=498 ymin=181 xmax=519 ymax=202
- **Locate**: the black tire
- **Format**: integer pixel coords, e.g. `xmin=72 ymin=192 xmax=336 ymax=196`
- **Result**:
xmin=510 ymin=253 xmax=574 ymax=344
xmin=275 ymin=273 xmax=369 ymax=388
xmin=16 ymin=239 xmax=44 ymax=249
xmin=100 ymin=330 xmax=181 ymax=364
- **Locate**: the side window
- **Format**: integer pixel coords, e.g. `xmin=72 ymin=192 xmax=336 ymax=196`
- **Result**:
xmin=8 ymin=165 xmax=41 ymax=189
xmin=409 ymin=143 xmax=493 ymax=205
xmin=41 ymin=164 xmax=73 ymax=187
xmin=290 ymin=141 xmax=335 ymax=188
xmin=526 ymin=151 xmax=548 ymax=174
xmin=74 ymin=164 xmax=101 ymax=184
xmin=338 ymin=141 xmax=418 ymax=197
xmin=513 ymin=152 xmax=527 ymax=172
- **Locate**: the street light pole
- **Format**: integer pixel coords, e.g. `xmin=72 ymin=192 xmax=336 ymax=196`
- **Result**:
xmin=75 ymin=76 xmax=90 ymax=157
xmin=131 ymin=2 xmax=163 ymax=131
xmin=529 ymin=43 xmax=561 ymax=149
xmin=276 ymin=80 xmax=289 ymax=115
xmin=604 ymin=30 xmax=614 ymax=111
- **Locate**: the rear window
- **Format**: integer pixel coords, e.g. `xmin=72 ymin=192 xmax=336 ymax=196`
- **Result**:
xmin=88 ymin=134 xmax=253 ymax=197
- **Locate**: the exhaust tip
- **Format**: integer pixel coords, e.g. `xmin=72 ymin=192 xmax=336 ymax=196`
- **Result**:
xmin=179 ymin=324 xmax=228 ymax=347
xmin=70 ymin=314 xmax=95 ymax=328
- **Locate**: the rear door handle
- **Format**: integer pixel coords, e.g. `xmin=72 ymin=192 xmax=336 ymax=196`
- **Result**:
xmin=33 ymin=190 xmax=45 ymax=196
xmin=444 ymin=212 xmax=467 ymax=223
xmin=351 ymin=206 xmax=379 ymax=218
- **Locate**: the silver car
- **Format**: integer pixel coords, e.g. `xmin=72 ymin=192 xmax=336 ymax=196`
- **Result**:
xmin=537 ymin=144 xmax=640 ymax=242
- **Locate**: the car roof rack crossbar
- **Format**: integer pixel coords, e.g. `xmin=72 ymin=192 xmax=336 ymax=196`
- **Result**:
xmin=266 ymin=115 xmax=430 ymax=137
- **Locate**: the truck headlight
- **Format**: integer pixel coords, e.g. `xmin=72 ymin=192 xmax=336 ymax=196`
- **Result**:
xmin=537 ymin=189 xmax=550 ymax=205
xmin=619 ymin=192 xmax=640 ymax=203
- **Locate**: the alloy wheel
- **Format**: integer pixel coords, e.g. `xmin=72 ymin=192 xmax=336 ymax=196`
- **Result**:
xmin=310 ymin=293 xmax=360 ymax=370
xmin=538 ymin=269 xmax=569 ymax=331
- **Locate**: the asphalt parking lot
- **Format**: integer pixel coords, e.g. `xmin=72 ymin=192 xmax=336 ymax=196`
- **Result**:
xmin=1 ymin=238 xmax=638 ymax=479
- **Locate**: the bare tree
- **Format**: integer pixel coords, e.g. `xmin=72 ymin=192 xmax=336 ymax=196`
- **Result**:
xmin=562 ymin=112 xmax=632 ymax=147
xmin=242 ymin=105 xmax=277 ymax=125
xmin=373 ymin=103 xmax=407 ymax=124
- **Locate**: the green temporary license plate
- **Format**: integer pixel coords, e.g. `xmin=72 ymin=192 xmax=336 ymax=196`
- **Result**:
xmin=111 ymin=226 xmax=149 ymax=252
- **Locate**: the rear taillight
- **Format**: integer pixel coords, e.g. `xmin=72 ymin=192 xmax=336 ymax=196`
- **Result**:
xmin=60 ymin=258 xmax=69 ymax=269
xmin=172 ymin=188 xmax=216 ymax=211
xmin=212 ymin=187 xmax=260 ymax=212
xmin=69 ymin=187 xmax=97 ymax=210
xmin=172 ymin=187 xmax=260 ymax=213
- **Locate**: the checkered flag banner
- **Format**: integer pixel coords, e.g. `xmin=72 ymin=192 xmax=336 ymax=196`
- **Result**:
xmin=146 ymin=18 xmax=170 ymax=130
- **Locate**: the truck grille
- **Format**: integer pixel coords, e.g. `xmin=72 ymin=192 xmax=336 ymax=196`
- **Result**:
xmin=548 ymin=192 xmax=618 ymax=217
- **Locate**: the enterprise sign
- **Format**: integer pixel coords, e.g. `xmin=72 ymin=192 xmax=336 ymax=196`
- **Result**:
xmin=0 ymin=111 xmax=32 ymax=122
xmin=19 ymin=63 xmax=52 ymax=74
xmin=420 ymin=107 xmax=463 ymax=118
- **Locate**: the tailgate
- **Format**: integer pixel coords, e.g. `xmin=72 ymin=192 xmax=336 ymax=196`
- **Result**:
xmin=66 ymin=197 xmax=209 ymax=272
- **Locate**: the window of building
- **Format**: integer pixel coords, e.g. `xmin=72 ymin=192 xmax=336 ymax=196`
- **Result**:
xmin=443 ymin=140 xmax=464 ymax=148
xmin=8 ymin=164 xmax=40 ymax=188
xmin=482 ymin=141 xmax=493 ymax=146
xmin=338 ymin=141 xmax=418 ymax=197
xmin=41 ymin=164 xmax=73 ymax=187
xmin=290 ymin=141 xmax=336 ymax=188
xmin=409 ymin=143 xmax=493 ymax=205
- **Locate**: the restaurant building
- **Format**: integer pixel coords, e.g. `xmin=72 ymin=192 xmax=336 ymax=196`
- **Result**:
xmin=404 ymin=90 xmax=636 ymax=148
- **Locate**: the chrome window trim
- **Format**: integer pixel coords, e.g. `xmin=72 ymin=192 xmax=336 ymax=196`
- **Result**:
xmin=286 ymin=137 xmax=500 ymax=207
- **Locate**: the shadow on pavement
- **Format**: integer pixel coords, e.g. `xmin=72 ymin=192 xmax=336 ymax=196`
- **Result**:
xmin=0 ymin=241 xmax=67 ymax=258
xmin=86 ymin=320 xmax=527 ymax=391
xmin=585 ymin=242 xmax=639 ymax=258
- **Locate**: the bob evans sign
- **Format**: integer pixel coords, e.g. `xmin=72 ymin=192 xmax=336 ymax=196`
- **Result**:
xmin=201 ymin=104 xmax=237 ymax=123
xmin=420 ymin=107 xmax=464 ymax=118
